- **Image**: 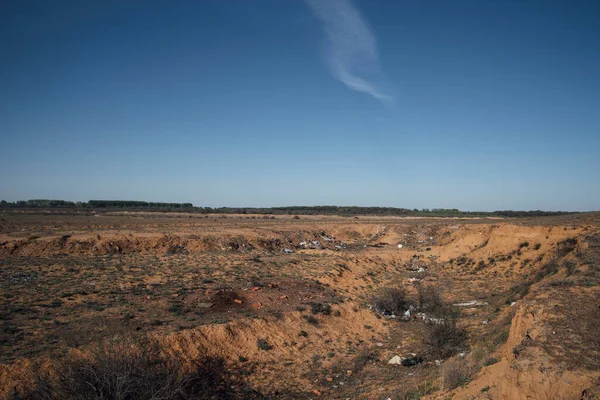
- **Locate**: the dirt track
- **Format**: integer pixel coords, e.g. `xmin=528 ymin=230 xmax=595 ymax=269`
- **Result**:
xmin=1 ymin=211 xmax=599 ymax=399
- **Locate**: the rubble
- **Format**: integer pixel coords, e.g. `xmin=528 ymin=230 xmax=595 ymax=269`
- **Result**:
xmin=388 ymin=355 xmax=405 ymax=365
xmin=453 ymin=300 xmax=488 ymax=307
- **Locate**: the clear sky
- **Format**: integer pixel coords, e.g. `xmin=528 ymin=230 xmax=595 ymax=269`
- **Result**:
xmin=1 ymin=0 xmax=599 ymax=211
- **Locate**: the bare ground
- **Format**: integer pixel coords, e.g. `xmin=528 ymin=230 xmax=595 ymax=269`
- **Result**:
xmin=1 ymin=211 xmax=599 ymax=399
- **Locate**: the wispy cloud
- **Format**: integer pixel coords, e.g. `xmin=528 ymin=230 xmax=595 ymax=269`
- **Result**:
xmin=306 ymin=0 xmax=393 ymax=105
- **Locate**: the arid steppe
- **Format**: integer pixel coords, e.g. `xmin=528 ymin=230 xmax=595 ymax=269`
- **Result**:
xmin=1 ymin=211 xmax=599 ymax=399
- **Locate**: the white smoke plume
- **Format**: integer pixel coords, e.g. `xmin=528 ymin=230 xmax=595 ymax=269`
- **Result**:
xmin=306 ymin=0 xmax=393 ymax=105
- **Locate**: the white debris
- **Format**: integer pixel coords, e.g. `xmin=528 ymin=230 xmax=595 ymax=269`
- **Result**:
xmin=459 ymin=352 xmax=466 ymax=358
xmin=398 ymin=244 xmax=403 ymax=249
xmin=388 ymin=355 xmax=406 ymax=365
xmin=510 ymin=301 xmax=517 ymax=306
xmin=453 ymin=300 xmax=488 ymax=307
xmin=417 ymin=312 xmax=444 ymax=324
xmin=404 ymin=309 xmax=411 ymax=317
xmin=299 ymin=241 xmax=307 ymax=247
xmin=283 ymin=248 xmax=294 ymax=254
xmin=429 ymin=237 xmax=433 ymax=240
xmin=435 ymin=359 xmax=443 ymax=366
xmin=408 ymin=277 xmax=421 ymax=283
xmin=377 ymin=343 xmax=384 ymax=347
xmin=417 ymin=267 xmax=425 ymax=273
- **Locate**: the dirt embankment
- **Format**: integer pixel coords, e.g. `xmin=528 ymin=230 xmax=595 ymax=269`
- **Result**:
xmin=437 ymin=232 xmax=600 ymax=400
xmin=1 ymin=215 xmax=599 ymax=399
xmin=0 ymin=226 xmax=377 ymax=257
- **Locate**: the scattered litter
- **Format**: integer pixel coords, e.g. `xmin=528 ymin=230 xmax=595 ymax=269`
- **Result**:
xmin=283 ymin=248 xmax=294 ymax=254
xmin=417 ymin=267 xmax=425 ymax=273
xmin=434 ymin=359 xmax=442 ymax=366
xmin=198 ymin=303 xmax=214 ymax=308
xmin=376 ymin=342 xmax=384 ymax=347
xmin=510 ymin=301 xmax=517 ymax=306
xmin=416 ymin=312 xmax=443 ymax=324
xmin=407 ymin=277 xmax=421 ymax=283
xmin=459 ymin=352 xmax=466 ymax=358
xmin=453 ymin=300 xmax=488 ymax=307
xmin=299 ymin=241 xmax=307 ymax=247
xmin=402 ymin=357 xmax=424 ymax=367
xmin=404 ymin=309 xmax=411 ymax=318
xmin=388 ymin=355 xmax=405 ymax=365
xmin=234 ymin=299 xmax=243 ymax=304
xmin=397 ymin=244 xmax=403 ymax=249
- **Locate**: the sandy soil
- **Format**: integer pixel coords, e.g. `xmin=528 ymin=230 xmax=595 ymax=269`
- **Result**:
xmin=1 ymin=211 xmax=599 ymax=399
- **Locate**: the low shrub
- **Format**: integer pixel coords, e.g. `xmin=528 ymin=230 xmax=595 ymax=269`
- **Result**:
xmin=424 ymin=314 xmax=467 ymax=359
xmin=372 ymin=287 xmax=408 ymax=316
xmin=442 ymin=359 xmax=472 ymax=389
xmin=257 ymin=339 xmax=273 ymax=351
xmin=12 ymin=335 xmax=258 ymax=400
xmin=415 ymin=284 xmax=450 ymax=317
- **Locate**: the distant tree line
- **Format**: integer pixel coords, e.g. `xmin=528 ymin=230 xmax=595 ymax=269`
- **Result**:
xmin=87 ymin=200 xmax=193 ymax=208
xmin=0 ymin=199 xmax=193 ymax=209
xmin=0 ymin=199 xmax=578 ymax=218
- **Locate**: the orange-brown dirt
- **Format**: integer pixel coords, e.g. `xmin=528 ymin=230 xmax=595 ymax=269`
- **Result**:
xmin=1 ymin=211 xmax=599 ymax=399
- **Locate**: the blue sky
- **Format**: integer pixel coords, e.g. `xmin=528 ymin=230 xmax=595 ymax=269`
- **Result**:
xmin=1 ymin=0 xmax=598 ymax=211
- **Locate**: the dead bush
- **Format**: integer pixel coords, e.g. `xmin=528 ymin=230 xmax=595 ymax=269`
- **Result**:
xmin=353 ymin=348 xmax=380 ymax=372
xmin=372 ymin=287 xmax=408 ymax=316
xmin=12 ymin=335 xmax=260 ymax=400
xmin=424 ymin=313 xmax=467 ymax=359
xmin=415 ymin=284 xmax=448 ymax=316
xmin=442 ymin=358 xmax=473 ymax=389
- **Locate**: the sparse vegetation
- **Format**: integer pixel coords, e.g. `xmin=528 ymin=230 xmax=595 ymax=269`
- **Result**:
xmin=11 ymin=335 xmax=257 ymax=400
xmin=310 ymin=302 xmax=332 ymax=315
xmin=372 ymin=287 xmax=408 ymax=316
xmin=1 ymin=211 xmax=598 ymax=400
xmin=442 ymin=359 xmax=472 ymax=389
xmin=257 ymin=339 xmax=273 ymax=351
xmin=424 ymin=315 xmax=467 ymax=359
xmin=484 ymin=357 xmax=499 ymax=366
